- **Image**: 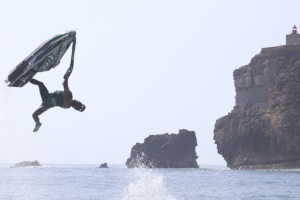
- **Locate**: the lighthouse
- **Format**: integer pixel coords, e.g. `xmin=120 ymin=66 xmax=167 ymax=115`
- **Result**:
xmin=286 ymin=25 xmax=300 ymax=45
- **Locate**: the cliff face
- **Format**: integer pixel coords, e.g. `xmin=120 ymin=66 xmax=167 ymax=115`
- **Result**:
xmin=214 ymin=45 xmax=300 ymax=169
xmin=126 ymin=129 xmax=199 ymax=168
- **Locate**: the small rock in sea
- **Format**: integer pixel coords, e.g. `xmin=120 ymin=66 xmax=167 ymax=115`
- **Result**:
xmin=99 ymin=163 xmax=108 ymax=168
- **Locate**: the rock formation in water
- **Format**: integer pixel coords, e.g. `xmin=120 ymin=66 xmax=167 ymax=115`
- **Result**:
xmin=11 ymin=160 xmax=41 ymax=168
xmin=99 ymin=163 xmax=108 ymax=168
xmin=214 ymin=45 xmax=300 ymax=169
xmin=126 ymin=129 xmax=199 ymax=168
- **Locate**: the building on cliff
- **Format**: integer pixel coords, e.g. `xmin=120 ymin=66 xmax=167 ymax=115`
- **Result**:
xmin=234 ymin=25 xmax=300 ymax=112
xmin=286 ymin=25 xmax=300 ymax=45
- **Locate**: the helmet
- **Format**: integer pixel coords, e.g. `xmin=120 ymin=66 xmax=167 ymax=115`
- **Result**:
xmin=71 ymin=99 xmax=86 ymax=112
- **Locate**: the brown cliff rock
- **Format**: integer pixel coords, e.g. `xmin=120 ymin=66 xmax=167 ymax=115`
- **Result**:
xmin=214 ymin=45 xmax=300 ymax=169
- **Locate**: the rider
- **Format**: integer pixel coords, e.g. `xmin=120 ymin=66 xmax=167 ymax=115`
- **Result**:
xmin=30 ymin=77 xmax=85 ymax=132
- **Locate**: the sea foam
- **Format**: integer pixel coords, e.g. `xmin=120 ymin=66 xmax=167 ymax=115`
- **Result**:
xmin=121 ymin=168 xmax=181 ymax=200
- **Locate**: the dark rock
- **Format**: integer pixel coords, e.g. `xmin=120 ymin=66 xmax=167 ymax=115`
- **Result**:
xmin=11 ymin=160 xmax=41 ymax=168
xmin=99 ymin=163 xmax=108 ymax=168
xmin=214 ymin=45 xmax=300 ymax=169
xmin=126 ymin=129 xmax=199 ymax=168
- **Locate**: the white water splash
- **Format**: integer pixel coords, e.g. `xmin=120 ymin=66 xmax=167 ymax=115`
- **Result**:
xmin=121 ymin=168 xmax=181 ymax=200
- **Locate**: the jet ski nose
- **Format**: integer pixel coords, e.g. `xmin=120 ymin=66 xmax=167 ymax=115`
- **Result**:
xmin=69 ymin=31 xmax=76 ymax=37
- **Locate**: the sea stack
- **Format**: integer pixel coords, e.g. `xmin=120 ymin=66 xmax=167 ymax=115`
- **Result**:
xmin=214 ymin=26 xmax=300 ymax=169
xmin=126 ymin=129 xmax=199 ymax=168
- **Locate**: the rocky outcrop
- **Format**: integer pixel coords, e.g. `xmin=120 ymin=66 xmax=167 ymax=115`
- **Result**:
xmin=99 ymin=163 xmax=108 ymax=168
xmin=214 ymin=45 xmax=300 ymax=169
xmin=126 ymin=129 xmax=199 ymax=168
xmin=11 ymin=160 xmax=41 ymax=168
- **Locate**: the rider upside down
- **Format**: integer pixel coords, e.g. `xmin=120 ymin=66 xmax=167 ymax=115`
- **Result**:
xmin=30 ymin=76 xmax=85 ymax=132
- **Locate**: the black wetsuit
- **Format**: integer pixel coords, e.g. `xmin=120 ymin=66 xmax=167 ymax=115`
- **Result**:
xmin=30 ymin=79 xmax=64 ymax=124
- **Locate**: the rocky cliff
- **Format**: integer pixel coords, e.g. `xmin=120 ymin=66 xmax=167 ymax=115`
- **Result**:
xmin=126 ymin=129 xmax=199 ymax=168
xmin=214 ymin=45 xmax=300 ymax=169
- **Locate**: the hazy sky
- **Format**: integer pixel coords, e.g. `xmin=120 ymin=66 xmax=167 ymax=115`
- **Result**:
xmin=0 ymin=0 xmax=299 ymax=165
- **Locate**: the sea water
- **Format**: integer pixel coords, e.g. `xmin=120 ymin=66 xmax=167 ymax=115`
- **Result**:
xmin=0 ymin=164 xmax=299 ymax=200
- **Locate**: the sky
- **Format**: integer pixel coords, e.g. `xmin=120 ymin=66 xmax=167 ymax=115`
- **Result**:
xmin=0 ymin=0 xmax=300 ymax=165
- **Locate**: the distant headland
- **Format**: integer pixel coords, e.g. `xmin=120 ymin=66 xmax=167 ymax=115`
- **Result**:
xmin=11 ymin=160 xmax=41 ymax=168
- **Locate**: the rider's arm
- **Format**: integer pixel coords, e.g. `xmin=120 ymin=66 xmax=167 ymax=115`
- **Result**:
xmin=63 ymin=78 xmax=73 ymax=108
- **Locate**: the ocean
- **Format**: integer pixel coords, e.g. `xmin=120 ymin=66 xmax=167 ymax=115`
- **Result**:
xmin=0 ymin=164 xmax=299 ymax=200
